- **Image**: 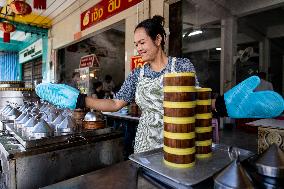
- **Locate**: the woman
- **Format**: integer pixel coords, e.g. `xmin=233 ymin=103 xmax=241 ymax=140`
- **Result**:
xmin=36 ymin=16 xmax=284 ymax=153
xmin=90 ymin=15 xmax=197 ymax=153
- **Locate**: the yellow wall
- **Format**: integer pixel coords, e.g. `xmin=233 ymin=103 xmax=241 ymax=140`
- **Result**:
xmin=47 ymin=0 xmax=169 ymax=82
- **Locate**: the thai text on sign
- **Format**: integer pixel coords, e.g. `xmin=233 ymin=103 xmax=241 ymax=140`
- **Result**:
xmin=81 ymin=0 xmax=142 ymax=31
xmin=80 ymin=54 xmax=99 ymax=68
xmin=131 ymin=56 xmax=146 ymax=70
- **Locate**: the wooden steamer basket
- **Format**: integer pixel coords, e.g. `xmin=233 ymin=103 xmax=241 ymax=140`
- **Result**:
xmin=82 ymin=111 xmax=105 ymax=130
xmin=83 ymin=120 xmax=105 ymax=130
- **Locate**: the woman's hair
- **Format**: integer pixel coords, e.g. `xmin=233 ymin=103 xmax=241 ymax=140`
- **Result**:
xmin=135 ymin=15 xmax=166 ymax=50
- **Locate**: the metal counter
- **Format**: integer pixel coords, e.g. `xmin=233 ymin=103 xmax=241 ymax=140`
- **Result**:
xmin=129 ymin=144 xmax=254 ymax=188
xmin=0 ymin=127 xmax=124 ymax=189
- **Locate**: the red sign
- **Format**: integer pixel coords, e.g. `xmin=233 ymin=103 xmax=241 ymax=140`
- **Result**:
xmin=81 ymin=0 xmax=142 ymax=31
xmin=80 ymin=54 xmax=99 ymax=68
xmin=131 ymin=55 xmax=146 ymax=70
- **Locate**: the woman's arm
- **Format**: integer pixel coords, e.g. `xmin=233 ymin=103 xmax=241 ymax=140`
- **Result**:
xmin=85 ymin=97 xmax=128 ymax=112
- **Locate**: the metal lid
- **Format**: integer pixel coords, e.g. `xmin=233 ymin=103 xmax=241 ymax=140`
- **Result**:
xmin=7 ymin=108 xmax=21 ymax=120
xmin=2 ymin=106 xmax=12 ymax=115
xmin=23 ymin=117 xmax=39 ymax=128
xmin=32 ymin=119 xmax=53 ymax=134
xmin=18 ymin=104 xmax=28 ymax=112
xmin=0 ymin=105 xmax=8 ymax=113
xmin=214 ymin=147 xmax=254 ymax=189
xmin=255 ymin=144 xmax=284 ymax=178
xmin=1 ymin=104 xmax=11 ymax=114
xmin=52 ymin=114 xmax=64 ymax=126
xmin=84 ymin=112 xmax=98 ymax=121
xmin=57 ymin=116 xmax=76 ymax=133
xmin=18 ymin=114 xmax=31 ymax=125
xmin=46 ymin=112 xmax=59 ymax=123
xmin=15 ymin=112 xmax=27 ymax=122
xmin=214 ymin=160 xmax=254 ymax=189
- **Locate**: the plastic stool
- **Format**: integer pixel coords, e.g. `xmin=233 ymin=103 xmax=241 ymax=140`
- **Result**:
xmin=212 ymin=118 xmax=220 ymax=143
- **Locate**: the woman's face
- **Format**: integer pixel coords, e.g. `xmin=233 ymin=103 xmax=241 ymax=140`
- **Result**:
xmin=134 ymin=28 xmax=160 ymax=62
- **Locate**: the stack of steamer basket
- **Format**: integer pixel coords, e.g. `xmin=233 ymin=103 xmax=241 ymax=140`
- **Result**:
xmin=163 ymin=72 xmax=196 ymax=168
xmin=195 ymin=88 xmax=213 ymax=158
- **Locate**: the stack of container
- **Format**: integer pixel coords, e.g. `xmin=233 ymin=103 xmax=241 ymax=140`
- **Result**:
xmin=163 ymin=73 xmax=196 ymax=168
xmin=195 ymin=88 xmax=213 ymax=158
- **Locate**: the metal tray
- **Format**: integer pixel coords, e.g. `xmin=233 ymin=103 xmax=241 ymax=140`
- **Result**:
xmin=129 ymin=144 xmax=254 ymax=188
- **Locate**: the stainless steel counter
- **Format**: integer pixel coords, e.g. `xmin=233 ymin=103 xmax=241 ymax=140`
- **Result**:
xmin=0 ymin=127 xmax=124 ymax=189
xmin=129 ymin=144 xmax=254 ymax=188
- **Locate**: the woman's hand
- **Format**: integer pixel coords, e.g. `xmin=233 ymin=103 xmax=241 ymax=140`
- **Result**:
xmin=36 ymin=83 xmax=127 ymax=111
xmin=216 ymin=76 xmax=284 ymax=118
xmin=36 ymin=83 xmax=82 ymax=110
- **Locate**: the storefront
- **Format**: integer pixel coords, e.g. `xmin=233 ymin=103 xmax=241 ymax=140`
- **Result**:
xmin=19 ymin=38 xmax=47 ymax=88
xmin=46 ymin=0 xmax=169 ymax=86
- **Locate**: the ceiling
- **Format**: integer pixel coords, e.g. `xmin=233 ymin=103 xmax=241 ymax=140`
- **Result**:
xmin=0 ymin=0 xmax=77 ymax=52
xmin=0 ymin=0 xmax=77 ymax=28
xmin=182 ymin=0 xmax=284 ymax=43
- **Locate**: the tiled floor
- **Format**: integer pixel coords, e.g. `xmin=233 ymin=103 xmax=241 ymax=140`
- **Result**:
xmin=219 ymin=126 xmax=258 ymax=154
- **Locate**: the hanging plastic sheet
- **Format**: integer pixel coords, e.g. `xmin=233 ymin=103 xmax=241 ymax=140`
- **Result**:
xmin=0 ymin=52 xmax=18 ymax=81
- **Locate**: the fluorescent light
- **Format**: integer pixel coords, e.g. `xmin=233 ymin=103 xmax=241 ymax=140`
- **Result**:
xmin=216 ymin=47 xmax=221 ymax=51
xmin=188 ymin=30 xmax=203 ymax=37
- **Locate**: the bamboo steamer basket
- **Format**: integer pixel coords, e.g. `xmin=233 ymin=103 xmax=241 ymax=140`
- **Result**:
xmin=82 ymin=112 xmax=105 ymax=130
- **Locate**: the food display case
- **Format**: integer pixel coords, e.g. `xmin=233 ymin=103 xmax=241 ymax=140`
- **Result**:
xmin=75 ymin=67 xmax=100 ymax=96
